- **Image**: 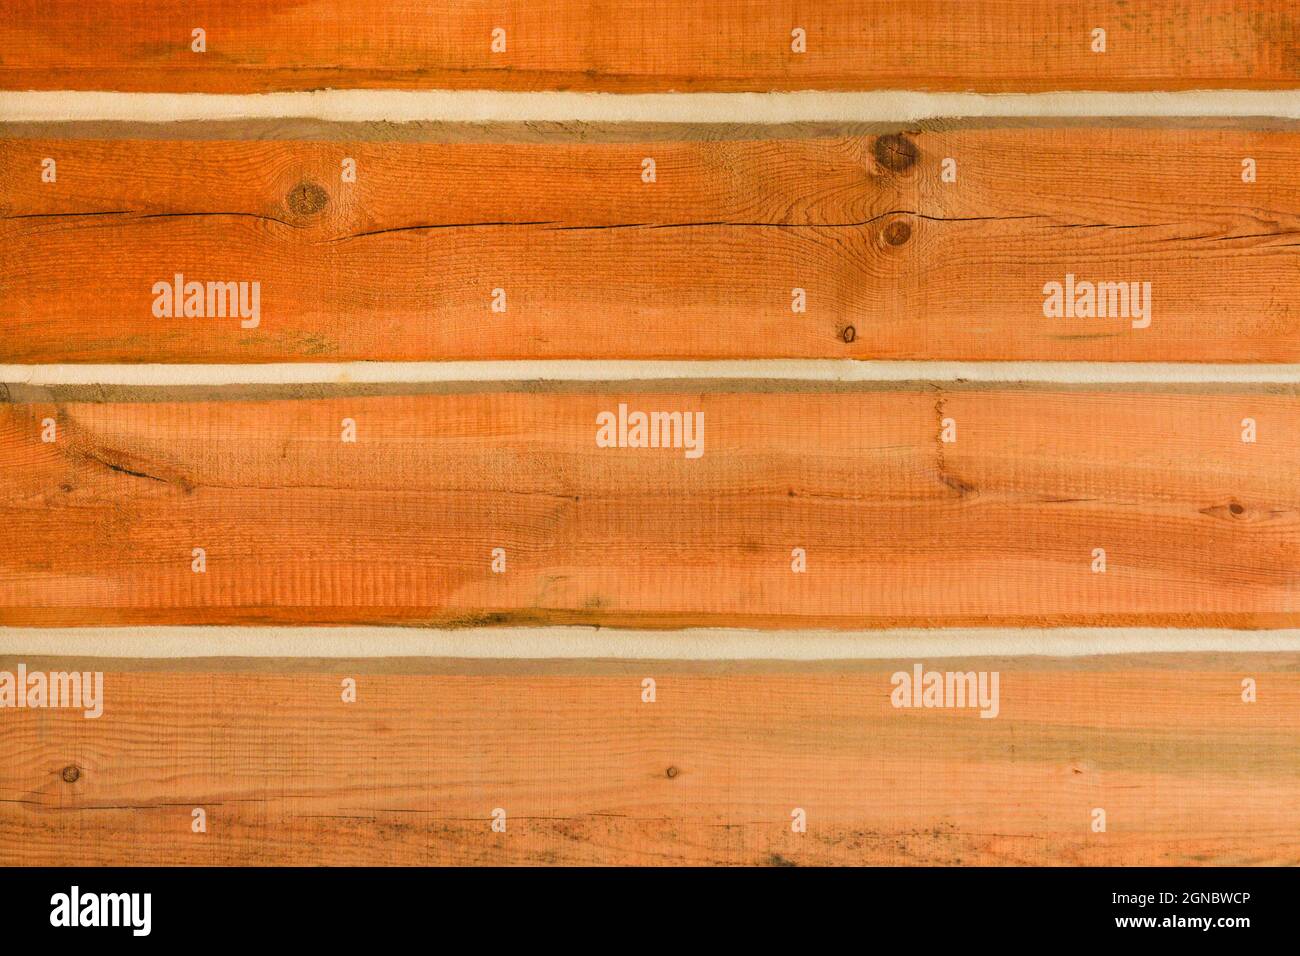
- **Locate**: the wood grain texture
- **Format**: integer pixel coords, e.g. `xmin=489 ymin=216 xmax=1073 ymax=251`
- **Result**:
xmin=2 ymin=1 xmax=1298 ymax=92
xmin=1 ymin=386 xmax=1296 ymax=628
xmin=5 ymin=125 xmax=1300 ymax=363
xmin=2 ymin=655 xmax=1296 ymax=866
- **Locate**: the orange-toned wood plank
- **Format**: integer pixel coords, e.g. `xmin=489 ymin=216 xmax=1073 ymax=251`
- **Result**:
xmin=2 ymin=1 xmax=1297 ymax=92
xmin=2 ymin=656 xmax=1296 ymax=865
xmin=5 ymin=125 xmax=1300 ymax=363
xmin=1 ymin=386 xmax=1295 ymax=627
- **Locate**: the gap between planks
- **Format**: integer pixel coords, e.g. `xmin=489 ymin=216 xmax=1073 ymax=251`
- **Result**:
xmin=3 ymin=627 xmax=1300 ymax=664
xmin=5 ymin=361 xmax=1300 ymax=388
xmin=7 ymin=91 xmax=1300 ymax=124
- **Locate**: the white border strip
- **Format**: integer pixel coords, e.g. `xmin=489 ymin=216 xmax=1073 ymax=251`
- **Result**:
xmin=1 ymin=627 xmax=1298 ymax=660
xmin=5 ymin=361 xmax=1300 ymax=386
xmin=5 ymin=90 xmax=1300 ymax=123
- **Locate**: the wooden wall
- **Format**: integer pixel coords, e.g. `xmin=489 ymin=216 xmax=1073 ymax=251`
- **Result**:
xmin=2 ymin=3 xmax=1297 ymax=868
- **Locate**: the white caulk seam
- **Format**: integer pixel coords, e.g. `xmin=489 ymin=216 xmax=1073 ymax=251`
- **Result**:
xmin=1 ymin=627 xmax=1298 ymax=660
xmin=4 ymin=362 xmax=1300 ymax=387
xmin=6 ymin=90 xmax=1300 ymax=123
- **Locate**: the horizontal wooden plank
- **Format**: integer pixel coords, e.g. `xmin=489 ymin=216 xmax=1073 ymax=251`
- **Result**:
xmin=3 ymin=1 xmax=1297 ymax=93
xmin=1 ymin=385 xmax=1296 ymax=627
xmin=5 ymin=125 xmax=1300 ymax=363
xmin=3 ymin=655 xmax=1296 ymax=865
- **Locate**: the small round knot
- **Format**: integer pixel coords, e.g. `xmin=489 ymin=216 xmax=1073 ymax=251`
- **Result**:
xmin=62 ymin=765 xmax=80 ymax=783
xmin=287 ymin=181 xmax=329 ymax=216
xmin=842 ymin=325 xmax=857 ymax=344
xmin=873 ymin=133 xmax=918 ymax=173
xmin=883 ymin=220 xmax=912 ymax=246
xmin=665 ymin=766 xmax=679 ymax=779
